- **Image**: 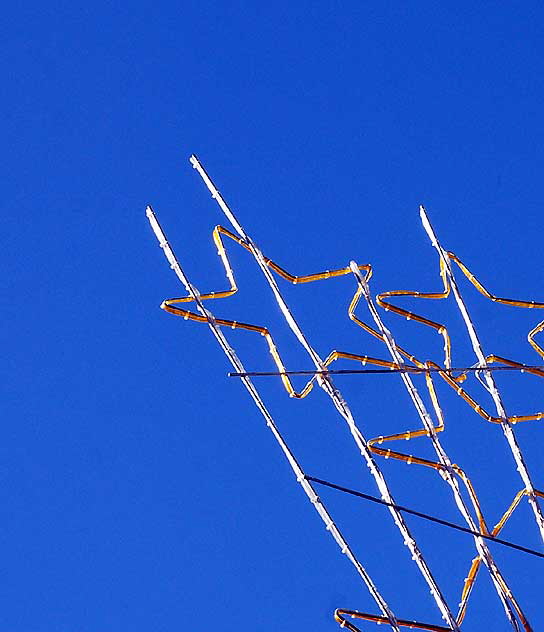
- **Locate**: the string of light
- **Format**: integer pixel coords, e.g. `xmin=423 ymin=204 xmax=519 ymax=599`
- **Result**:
xmin=148 ymin=155 xmax=544 ymax=631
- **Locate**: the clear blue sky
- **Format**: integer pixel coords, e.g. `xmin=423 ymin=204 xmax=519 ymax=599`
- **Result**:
xmin=3 ymin=2 xmax=544 ymax=630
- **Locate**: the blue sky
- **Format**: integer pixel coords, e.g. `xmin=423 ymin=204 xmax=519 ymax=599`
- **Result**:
xmin=3 ymin=2 xmax=544 ymax=631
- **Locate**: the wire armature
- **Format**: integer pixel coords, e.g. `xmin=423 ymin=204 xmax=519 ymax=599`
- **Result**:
xmin=349 ymin=261 xmax=527 ymax=630
xmin=147 ymin=206 xmax=405 ymax=631
xmin=159 ymin=227 xmax=531 ymax=628
xmin=148 ymin=157 xmax=543 ymax=631
xmin=421 ymin=208 xmax=544 ymax=544
xmin=364 ymin=208 xmax=544 ymax=540
xmin=188 ymin=156 xmax=461 ymax=630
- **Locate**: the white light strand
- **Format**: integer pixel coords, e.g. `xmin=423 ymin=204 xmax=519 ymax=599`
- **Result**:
xmin=189 ymin=156 xmax=459 ymax=630
xmin=420 ymin=206 xmax=544 ymax=544
xmin=350 ymin=262 xmax=524 ymax=631
xmin=146 ymin=205 xmax=401 ymax=631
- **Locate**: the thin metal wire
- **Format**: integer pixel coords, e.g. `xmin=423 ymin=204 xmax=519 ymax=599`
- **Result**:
xmin=306 ymin=476 xmax=544 ymax=560
xmin=350 ymin=262 xmax=525 ymax=631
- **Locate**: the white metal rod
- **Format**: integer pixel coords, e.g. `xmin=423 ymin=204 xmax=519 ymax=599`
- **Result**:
xmin=350 ymin=262 xmax=525 ymax=631
xmin=189 ymin=156 xmax=459 ymax=630
xmin=420 ymin=206 xmax=544 ymax=544
xmin=146 ymin=205 xmax=401 ymax=630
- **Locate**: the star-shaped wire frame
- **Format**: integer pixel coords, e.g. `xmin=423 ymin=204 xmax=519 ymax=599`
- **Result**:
xmin=148 ymin=159 xmax=543 ymax=632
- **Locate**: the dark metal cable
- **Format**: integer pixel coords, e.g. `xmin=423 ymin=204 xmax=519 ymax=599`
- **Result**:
xmin=229 ymin=365 xmax=544 ymax=377
xmin=306 ymin=475 xmax=544 ymax=560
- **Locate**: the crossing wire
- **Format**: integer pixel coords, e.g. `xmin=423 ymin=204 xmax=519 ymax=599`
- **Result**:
xmin=306 ymin=476 xmax=544 ymax=560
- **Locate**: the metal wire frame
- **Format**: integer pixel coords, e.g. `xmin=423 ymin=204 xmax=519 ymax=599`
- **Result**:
xmin=377 ymin=254 xmax=544 ymax=371
xmin=374 ymin=248 xmax=544 ymax=424
xmin=147 ymin=157 xmax=543 ymax=630
xmin=161 ymin=226 xmax=544 ymax=423
xmin=156 ymin=212 xmax=540 ymax=627
xmin=374 ymin=207 xmax=544 ymax=546
xmin=188 ymin=156 xmax=461 ymax=629
xmin=349 ymin=263 xmax=533 ymax=630
xmin=147 ymin=206 xmax=404 ymax=631
xmin=345 ymin=245 xmax=544 ymax=624
xmin=335 ymin=220 xmax=544 ymax=632
xmin=421 ymin=209 xmax=544 ymax=544
xmin=350 ymin=240 xmax=544 ymax=626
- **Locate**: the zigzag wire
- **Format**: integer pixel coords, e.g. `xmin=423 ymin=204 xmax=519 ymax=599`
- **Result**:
xmin=352 ymin=240 xmax=544 ymax=626
xmin=349 ymin=271 xmax=544 ymax=628
xmin=346 ymin=275 xmax=544 ymax=598
xmin=349 ymin=260 xmax=544 ymax=492
xmin=350 ymin=264 xmax=526 ymax=631
xmin=265 ymin=223 xmax=537 ymax=627
xmin=377 ymin=250 xmax=544 ymax=365
xmin=158 ymin=220 xmax=531 ymax=629
xmin=370 ymin=216 xmax=544 ymax=555
xmin=161 ymin=225 xmax=374 ymax=400
xmin=376 ymin=251 xmax=544 ymax=423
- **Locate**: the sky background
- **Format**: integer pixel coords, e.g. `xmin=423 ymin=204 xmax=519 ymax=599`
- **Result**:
xmin=3 ymin=2 xmax=544 ymax=631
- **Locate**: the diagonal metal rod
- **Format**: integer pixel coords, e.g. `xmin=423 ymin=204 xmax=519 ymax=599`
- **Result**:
xmin=421 ymin=206 xmax=544 ymax=544
xmin=350 ymin=261 xmax=525 ymax=631
xmin=190 ymin=154 xmax=460 ymax=630
xmin=307 ymin=476 xmax=544 ymax=560
xmin=146 ymin=205 xmax=402 ymax=631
